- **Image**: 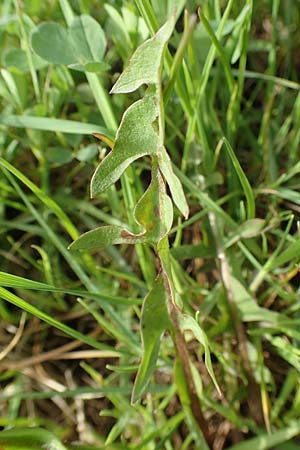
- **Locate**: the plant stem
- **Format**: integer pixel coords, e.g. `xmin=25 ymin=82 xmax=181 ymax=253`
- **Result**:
xmin=15 ymin=0 xmax=41 ymax=103
xmin=208 ymin=211 xmax=264 ymax=426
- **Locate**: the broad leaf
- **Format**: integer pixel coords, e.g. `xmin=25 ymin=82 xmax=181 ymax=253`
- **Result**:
xmin=31 ymin=22 xmax=76 ymax=65
xmin=0 ymin=428 xmax=67 ymax=450
xmin=158 ymin=146 xmax=189 ymax=218
xmin=69 ymin=15 xmax=106 ymax=63
xmin=179 ymin=314 xmax=221 ymax=395
xmin=3 ymin=48 xmax=48 ymax=72
xmin=91 ymin=93 xmax=158 ymax=196
xmin=111 ymin=16 xmax=175 ymax=93
xmin=134 ymin=168 xmax=173 ymax=242
xmin=132 ymin=275 xmax=172 ymax=402
xmin=69 ymin=225 xmax=146 ymax=250
xmin=31 ymin=15 xmax=107 ymax=72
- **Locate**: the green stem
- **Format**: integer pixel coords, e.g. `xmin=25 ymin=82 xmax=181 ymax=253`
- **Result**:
xmin=86 ymin=73 xmax=117 ymax=131
xmin=15 ymin=0 xmax=41 ymax=103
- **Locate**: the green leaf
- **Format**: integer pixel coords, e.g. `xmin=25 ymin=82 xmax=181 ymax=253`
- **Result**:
xmin=0 ymin=114 xmax=113 ymax=138
xmin=238 ymin=218 xmax=265 ymax=238
xmin=3 ymin=47 xmax=48 ymax=72
xmin=171 ymin=244 xmax=215 ymax=260
xmin=111 ymin=16 xmax=175 ymax=93
xmin=132 ymin=275 xmax=172 ymax=402
xmin=223 ymin=137 xmax=255 ymax=219
xmin=134 ymin=168 xmax=173 ymax=242
xmin=228 ymin=420 xmax=300 ymax=450
xmin=0 ymin=287 xmax=117 ymax=352
xmin=229 ymin=276 xmax=297 ymax=333
xmin=224 ymin=219 xmax=265 ymax=248
xmin=158 ymin=146 xmax=189 ymax=218
xmin=179 ymin=314 xmax=221 ymax=395
xmin=68 ymin=61 xmax=110 ymax=73
xmin=91 ymin=93 xmax=158 ymax=196
xmin=31 ymin=22 xmax=77 ymax=65
xmin=76 ymin=144 xmax=98 ymax=162
xmin=31 ymin=15 xmax=107 ymax=69
xmin=69 ymin=15 xmax=106 ymax=63
xmin=69 ymin=225 xmax=146 ymax=250
xmin=0 ymin=428 xmax=68 ymax=450
xmin=0 ymin=271 xmax=142 ymax=306
xmin=271 ymin=238 xmax=300 ymax=270
xmin=45 ymin=146 xmax=73 ymax=166
xmin=230 ymin=276 xmax=278 ymax=323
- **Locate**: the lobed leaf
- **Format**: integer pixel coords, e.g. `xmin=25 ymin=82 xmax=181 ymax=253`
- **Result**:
xmin=69 ymin=225 xmax=146 ymax=250
xmin=111 ymin=16 xmax=175 ymax=94
xmin=132 ymin=275 xmax=172 ymax=402
xmin=91 ymin=93 xmax=158 ymax=196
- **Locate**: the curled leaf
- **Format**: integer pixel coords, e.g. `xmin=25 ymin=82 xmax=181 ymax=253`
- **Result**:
xmin=91 ymin=93 xmax=158 ymax=196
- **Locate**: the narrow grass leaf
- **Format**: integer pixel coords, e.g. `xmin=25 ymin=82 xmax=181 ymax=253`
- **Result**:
xmin=104 ymin=412 xmax=131 ymax=446
xmin=223 ymin=137 xmax=255 ymax=219
xmin=0 ymin=115 xmax=113 ymax=137
xmin=111 ymin=16 xmax=175 ymax=93
xmin=174 ymin=360 xmax=210 ymax=449
xmin=0 ymin=271 xmax=142 ymax=306
xmin=270 ymin=238 xmax=300 ymax=269
xmin=230 ymin=276 xmax=278 ymax=323
xmin=0 ymin=157 xmax=78 ymax=240
xmin=228 ymin=420 xmax=300 ymax=450
xmin=180 ymin=314 xmax=221 ymax=395
xmin=132 ymin=275 xmax=172 ymax=403
xmin=0 ymin=287 xmax=119 ymax=353
xmin=91 ymin=94 xmax=158 ymax=196
xmin=270 ymin=369 xmax=299 ymax=423
xmin=0 ymin=427 xmax=67 ymax=450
